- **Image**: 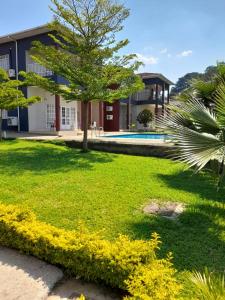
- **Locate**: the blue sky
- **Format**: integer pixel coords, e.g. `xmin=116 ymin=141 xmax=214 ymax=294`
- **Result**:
xmin=0 ymin=0 xmax=225 ymax=83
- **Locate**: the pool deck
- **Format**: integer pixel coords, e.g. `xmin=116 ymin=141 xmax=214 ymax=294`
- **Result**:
xmin=5 ymin=131 xmax=171 ymax=146
xmin=4 ymin=131 xmax=174 ymax=157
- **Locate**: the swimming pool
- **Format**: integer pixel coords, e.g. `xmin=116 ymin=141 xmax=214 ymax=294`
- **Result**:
xmin=104 ymin=133 xmax=168 ymax=139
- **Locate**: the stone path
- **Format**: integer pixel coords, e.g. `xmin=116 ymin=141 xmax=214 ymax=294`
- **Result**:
xmin=0 ymin=247 xmax=63 ymax=300
xmin=0 ymin=247 xmax=121 ymax=300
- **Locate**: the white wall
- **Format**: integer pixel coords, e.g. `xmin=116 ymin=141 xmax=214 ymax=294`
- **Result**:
xmin=27 ymin=87 xmax=80 ymax=132
xmin=28 ymin=87 xmax=55 ymax=132
xmin=131 ymin=104 xmax=155 ymax=130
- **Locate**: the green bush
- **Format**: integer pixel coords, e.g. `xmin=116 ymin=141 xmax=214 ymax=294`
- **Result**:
xmin=136 ymin=109 xmax=153 ymax=127
xmin=0 ymin=203 xmax=182 ymax=299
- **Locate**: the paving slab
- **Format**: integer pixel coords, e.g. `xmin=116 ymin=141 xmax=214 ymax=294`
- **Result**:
xmin=47 ymin=278 xmax=121 ymax=300
xmin=0 ymin=247 xmax=63 ymax=300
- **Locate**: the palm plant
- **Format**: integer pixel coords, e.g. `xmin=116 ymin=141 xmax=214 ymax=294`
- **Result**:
xmin=159 ymin=79 xmax=225 ymax=188
xmin=188 ymin=269 xmax=225 ymax=300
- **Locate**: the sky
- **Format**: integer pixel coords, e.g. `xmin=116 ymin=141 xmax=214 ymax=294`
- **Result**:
xmin=0 ymin=0 xmax=225 ymax=83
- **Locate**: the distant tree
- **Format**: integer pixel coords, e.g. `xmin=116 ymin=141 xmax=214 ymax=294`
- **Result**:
xmin=137 ymin=109 xmax=153 ymax=128
xmin=0 ymin=68 xmax=40 ymax=140
xmin=171 ymin=72 xmax=202 ymax=96
xmin=21 ymin=0 xmax=144 ymax=152
xmin=178 ymin=63 xmax=225 ymax=107
xmin=171 ymin=62 xmax=225 ymax=96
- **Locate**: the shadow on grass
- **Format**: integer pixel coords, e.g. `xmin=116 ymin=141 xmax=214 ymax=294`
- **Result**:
xmin=127 ymin=169 xmax=225 ymax=272
xmin=0 ymin=140 xmax=115 ymax=175
xmin=159 ymin=168 xmax=225 ymax=203
xmin=128 ymin=203 xmax=225 ymax=272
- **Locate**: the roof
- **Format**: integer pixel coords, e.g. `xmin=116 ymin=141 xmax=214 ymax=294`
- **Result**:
xmin=138 ymin=72 xmax=174 ymax=85
xmin=0 ymin=25 xmax=50 ymax=45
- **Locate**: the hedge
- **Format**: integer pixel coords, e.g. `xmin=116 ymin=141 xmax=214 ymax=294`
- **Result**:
xmin=0 ymin=204 xmax=182 ymax=299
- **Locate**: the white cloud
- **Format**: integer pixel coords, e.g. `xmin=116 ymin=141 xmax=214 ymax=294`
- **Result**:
xmin=135 ymin=53 xmax=158 ymax=65
xmin=160 ymin=48 xmax=168 ymax=54
xmin=178 ymin=50 xmax=193 ymax=57
xmin=167 ymin=53 xmax=172 ymax=58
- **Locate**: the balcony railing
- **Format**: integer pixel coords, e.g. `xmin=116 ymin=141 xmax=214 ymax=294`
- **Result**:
xmin=26 ymin=63 xmax=53 ymax=77
xmin=131 ymin=89 xmax=152 ymax=101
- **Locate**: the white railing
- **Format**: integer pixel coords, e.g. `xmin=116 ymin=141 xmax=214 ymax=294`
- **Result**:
xmin=26 ymin=63 xmax=53 ymax=77
xmin=132 ymin=89 xmax=152 ymax=101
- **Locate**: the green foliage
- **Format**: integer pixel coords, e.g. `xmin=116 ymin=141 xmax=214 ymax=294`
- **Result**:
xmin=0 ymin=68 xmax=40 ymax=111
xmin=0 ymin=140 xmax=225 ymax=273
xmin=188 ymin=269 xmax=225 ymax=300
xmin=0 ymin=68 xmax=40 ymax=139
xmin=124 ymin=252 xmax=182 ymax=300
xmin=21 ymin=0 xmax=144 ymax=150
xmin=136 ymin=109 xmax=153 ymax=127
xmin=0 ymin=203 xmax=181 ymax=299
xmin=171 ymin=62 xmax=225 ymax=96
xmin=159 ymin=72 xmax=225 ymax=187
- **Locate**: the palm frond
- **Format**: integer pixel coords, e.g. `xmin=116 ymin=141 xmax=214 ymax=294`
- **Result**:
xmin=189 ymin=269 xmax=225 ymax=300
xmin=170 ymin=127 xmax=224 ymax=170
xmin=214 ymin=81 xmax=225 ymax=126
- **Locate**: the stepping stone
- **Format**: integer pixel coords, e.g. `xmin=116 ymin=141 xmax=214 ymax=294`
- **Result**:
xmin=143 ymin=201 xmax=186 ymax=220
xmin=0 ymin=247 xmax=63 ymax=300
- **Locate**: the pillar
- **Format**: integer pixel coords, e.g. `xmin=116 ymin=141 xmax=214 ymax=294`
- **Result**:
xmin=88 ymin=102 xmax=92 ymax=126
xmin=167 ymin=86 xmax=170 ymax=104
xmin=55 ymin=95 xmax=60 ymax=131
xmin=155 ymin=84 xmax=159 ymax=115
xmin=162 ymin=83 xmax=165 ymax=115
xmin=99 ymin=101 xmax=104 ymax=128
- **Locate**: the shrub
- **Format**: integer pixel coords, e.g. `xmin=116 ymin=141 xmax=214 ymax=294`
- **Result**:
xmin=136 ymin=109 xmax=153 ymax=127
xmin=0 ymin=203 xmax=182 ymax=299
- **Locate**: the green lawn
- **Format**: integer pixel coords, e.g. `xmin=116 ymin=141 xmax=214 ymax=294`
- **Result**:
xmin=0 ymin=139 xmax=224 ymax=273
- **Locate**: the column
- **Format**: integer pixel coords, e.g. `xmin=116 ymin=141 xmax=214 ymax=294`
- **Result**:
xmin=88 ymin=102 xmax=92 ymax=126
xmin=55 ymin=95 xmax=60 ymax=131
xmin=155 ymin=84 xmax=159 ymax=115
xmin=167 ymin=86 xmax=170 ymax=104
xmin=162 ymin=83 xmax=165 ymax=115
xmin=99 ymin=101 xmax=104 ymax=128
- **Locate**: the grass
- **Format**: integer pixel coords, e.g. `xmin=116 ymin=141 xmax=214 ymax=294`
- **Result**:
xmin=0 ymin=139 xmax=224 ymax=273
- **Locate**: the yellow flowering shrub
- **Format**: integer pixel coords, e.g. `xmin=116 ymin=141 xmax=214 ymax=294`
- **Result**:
xmin=0 ymin=203 xmax=182 ymax=299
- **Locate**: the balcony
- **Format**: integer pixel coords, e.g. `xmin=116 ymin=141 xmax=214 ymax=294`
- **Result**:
xmin=131 ymin=89 xmax=152 ymax=101
xmin=26 ymin=63 xmax=53 ymax=77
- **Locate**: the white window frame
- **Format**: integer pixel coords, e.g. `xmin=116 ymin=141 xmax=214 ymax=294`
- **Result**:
xmin=46 ymin=104 xmax=55 ymax=129
xmin=0 ymin=54 xmax=10 ymax=71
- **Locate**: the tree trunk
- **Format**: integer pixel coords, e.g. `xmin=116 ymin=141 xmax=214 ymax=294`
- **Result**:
xmin=0 ymin=110 xmax=2 ymax=141
xmin=82 ymin=101 xmax=89 ymax=152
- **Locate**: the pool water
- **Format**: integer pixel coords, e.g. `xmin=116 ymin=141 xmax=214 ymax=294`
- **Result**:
xmin=104 ymin=133 xmax=168 ymax=139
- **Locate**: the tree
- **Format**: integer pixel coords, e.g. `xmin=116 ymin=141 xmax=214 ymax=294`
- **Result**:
xmin=159 ymin=77 xmax=225 ymax=188
xmin=171 ymin=72 xmax=202 ymax=96
xmin=21 ymin=0 xmax=144 ymax=152
xmin=171 ymin=62 xmax=225 ymax=96
xmin=0 ymin=68 xmax=40 ymax=140
xmin=136 ymin=109 xmax=153 ymax=128
xmin=178 ymin=63 xmax=225 ymax=107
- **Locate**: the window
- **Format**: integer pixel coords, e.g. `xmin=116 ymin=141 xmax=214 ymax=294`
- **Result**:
xmin=26 ymin=51 xmax=53 ymax=77
xmin=0 ymin=54 xmax=10 ymax=71
xmin=1 ymin=110 xmax=8 ymax=119
xmin=106 ymin=115 xmax=113 ymax=120
xmin=106 ymin=106 xmax=113 ymax=112
xmin=46 ymin=104 xmax=55 ymax=128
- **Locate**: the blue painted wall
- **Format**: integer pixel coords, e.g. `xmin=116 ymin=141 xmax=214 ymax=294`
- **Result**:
xmin=0 ymin=32 xmax=58 ymax=131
